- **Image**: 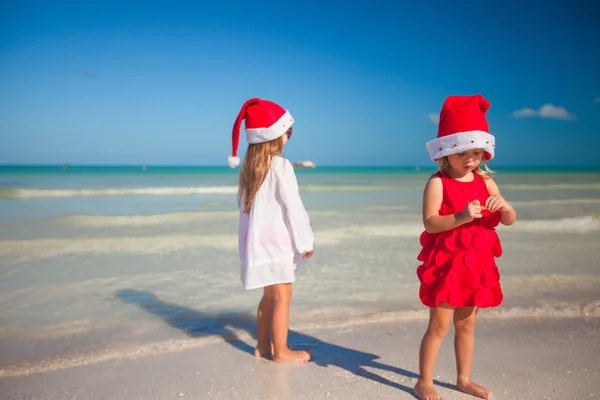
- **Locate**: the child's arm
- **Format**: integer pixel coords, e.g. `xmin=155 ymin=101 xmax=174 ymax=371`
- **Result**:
xmin=485 ymin=178 xmax=517 ymax=226
xmin=276 ymin=159 xmax=315 ymax=255
xmin=422 ymin=175 xmax=482 ymax=234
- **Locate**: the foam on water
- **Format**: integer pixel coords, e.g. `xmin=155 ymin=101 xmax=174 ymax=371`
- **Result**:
xmin=53 ymin=210 xmax=342 ymax=227
xmin=511 ymin=198 xmax=600 ymax=206
xmin=0 ymin=186 xmax=239 ymax=198
xmin=1 ymin=216 xmax=598 ymax=263
xmin=7 ymin=198 xmax=592 ymax=229
xmin=498 ymin=215 xmax=600 ymax=233
xmin=3 ymin=181 xmax=599 ymax=199
xmin=501 ymin=183 xmax=600 ymax=190
xmin=0 ymin=224 xmax=415 ymax=263
xmin=0 ymin=233 xmax=237 ymax=263
xmin=302 ymin=184 xmax=399 ymax=192
xmin=58 ymin=210 xmax=239 ymax=226
xmin=0 ymin=184 xmax=406 ymax=199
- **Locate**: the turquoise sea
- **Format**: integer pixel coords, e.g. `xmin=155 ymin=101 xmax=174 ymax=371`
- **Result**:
xmin=2 ymin=164 xmax=600 ymax=223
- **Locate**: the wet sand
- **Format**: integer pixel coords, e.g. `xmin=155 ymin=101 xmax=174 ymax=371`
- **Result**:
xmin=1 ymin=315 xmax=598 ymax=399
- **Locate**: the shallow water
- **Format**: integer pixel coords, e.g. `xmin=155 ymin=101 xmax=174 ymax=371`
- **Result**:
xmin=1 ymin=166 xmax=599 ymax=374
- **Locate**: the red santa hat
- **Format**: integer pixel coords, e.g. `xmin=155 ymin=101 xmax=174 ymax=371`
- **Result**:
xmin=228 ymin=98 xmax=294 ymax=168
xmin=426 ymin=94 xmax=496 ymax=162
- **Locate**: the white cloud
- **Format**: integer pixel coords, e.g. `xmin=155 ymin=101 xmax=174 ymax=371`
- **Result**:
xmin=512 ymin=108 xmax=536 ymax=118
xmin=427 ymin=113 xmax=440 ymax=125
xmin=538 ymin=104 xmax=575 ymax=120
xmin=512 ymin=104 xmax=576 ymax=120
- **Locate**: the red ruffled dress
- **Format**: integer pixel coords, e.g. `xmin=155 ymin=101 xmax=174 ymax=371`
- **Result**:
xmin=417 ymin=171 xmax=503 ymax=308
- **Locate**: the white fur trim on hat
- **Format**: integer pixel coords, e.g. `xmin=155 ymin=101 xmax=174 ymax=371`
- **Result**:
xmin=426 ymin=130 xmax=495 ymax=161
xmin=245 ymin=110 xmax=294 ymax=144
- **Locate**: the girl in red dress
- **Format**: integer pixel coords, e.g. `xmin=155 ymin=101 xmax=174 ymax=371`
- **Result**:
xmin=414 ymin=95 xmax=517 ymax=400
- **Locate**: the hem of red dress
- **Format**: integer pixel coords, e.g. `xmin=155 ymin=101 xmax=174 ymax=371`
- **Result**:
xmin=419 ymin=298 xmax=503 ymax=309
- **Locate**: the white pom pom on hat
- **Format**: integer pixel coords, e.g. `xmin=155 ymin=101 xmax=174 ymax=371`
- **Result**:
xmin=229 ymin=98 xmax=294 ymax=168
xmin=227 ymin=155 xmax=240 ymax=168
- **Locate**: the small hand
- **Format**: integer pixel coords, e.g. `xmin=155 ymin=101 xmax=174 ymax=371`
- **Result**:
xmin=485 ymin=194 xmax=510 ymax=213
xmin=303 ymin=251 xmax=313 ymax=259
xmin=461 ymin=199 xmax=483 ymax=221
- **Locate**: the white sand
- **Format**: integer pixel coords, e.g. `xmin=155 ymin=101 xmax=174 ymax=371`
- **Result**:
xmin=0 ymin=316 xmax=598 ymax=399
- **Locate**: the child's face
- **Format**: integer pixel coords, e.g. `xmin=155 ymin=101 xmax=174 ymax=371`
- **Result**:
xmin=447 ymin=149 xmax=484 ymax=174
xmin=281 ymin=128 xmax=292 ymax=146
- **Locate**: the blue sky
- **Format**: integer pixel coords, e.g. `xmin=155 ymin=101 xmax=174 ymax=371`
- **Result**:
xmin=1 ymin=0 xmax=599 ymax=166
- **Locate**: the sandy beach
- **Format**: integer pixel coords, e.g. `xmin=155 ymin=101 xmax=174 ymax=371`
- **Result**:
xmin=1 ymin=167 xmax=600 ymax=399
xmin=0 ymin=315 xmax=598 ymax=399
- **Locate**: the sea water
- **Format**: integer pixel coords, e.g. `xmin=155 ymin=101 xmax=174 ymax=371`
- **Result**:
xmin=1 ymin=165 xmax=599 ymax=376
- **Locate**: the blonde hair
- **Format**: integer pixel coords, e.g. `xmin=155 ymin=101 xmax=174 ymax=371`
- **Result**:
xmin=437 ymin=153 xmax=495 ymax=179
xmin=238 ymin=136 xmax=285 ymax=214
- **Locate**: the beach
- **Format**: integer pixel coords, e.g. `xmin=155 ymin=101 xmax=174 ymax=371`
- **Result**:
xmin=1 ymin=165 xmax=600 ymax=399
xmin=1 ymin=317 xmax=599 ymax=400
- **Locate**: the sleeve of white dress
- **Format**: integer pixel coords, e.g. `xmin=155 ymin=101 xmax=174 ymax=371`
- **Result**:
xmin=276 ymin=158 xmax=314 ymax=254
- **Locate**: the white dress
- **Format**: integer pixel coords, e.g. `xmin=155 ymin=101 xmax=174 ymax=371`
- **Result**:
xmin=238 ymin=155 xmax=314 ymax=290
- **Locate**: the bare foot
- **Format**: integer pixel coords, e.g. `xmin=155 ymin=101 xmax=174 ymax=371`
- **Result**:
xmin=254 ymin=342 xmax=272 ymax=359
xmin=457 ymin=376 xmax=493 ymax=399
xmin=414 ymin=379 xmax=444 ymax=400
xmin=254 ymin=342 xmax=298 ymax=359
xmin=272 ymin=348 xmax=311 ymax=363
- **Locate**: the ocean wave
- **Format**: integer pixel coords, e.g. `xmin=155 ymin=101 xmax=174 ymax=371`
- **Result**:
xmin=502 ymin=183 xmax=600 ymax=190
xmin=511 ymin=198 xmax=600 ymax=206
xmin=55 ymin=210 xmax=341 ymax=227
xmin=1 ymin=216 xmax=598 ymax=263
xmin=58 ymin=211 xmax=239 ymax=227
xmin=0 ymin=223 xmax=425 ymax=263
xmin=498 ymin=215 xmax=600 ymax=233
xmin=3 ymin=182 xmax=598 ymax=199
xmin=26 ymin=202 xmax=600 ymax=229
xmin=0 ymin=184 xmax=409 ymax=199
xmin=0 ymin=233 xmax=237 ymax=263
xmin=0 ymin=186 xmax=239 ymax=199
xmin=302 ymin=184 xmax=399 ymax=192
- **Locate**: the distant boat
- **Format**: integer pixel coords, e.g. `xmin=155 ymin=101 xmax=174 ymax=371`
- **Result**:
xmin=141 ymin=165 xmax=147 ymax=171
xmin=62 ymin=163 xmax=69 ymax=170
xmin=293 ymin=159 xmax=316 ymax=169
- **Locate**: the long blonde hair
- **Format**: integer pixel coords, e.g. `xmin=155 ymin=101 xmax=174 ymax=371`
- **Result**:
xmin=238 ymin=136 xmax=285 ymax=214
xmin=438 ymin=154 xmax=495 ymax=179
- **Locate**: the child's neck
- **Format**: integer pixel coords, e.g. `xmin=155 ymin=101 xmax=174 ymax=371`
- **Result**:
xmin=446 ymin=169 xmax=474 ymax=182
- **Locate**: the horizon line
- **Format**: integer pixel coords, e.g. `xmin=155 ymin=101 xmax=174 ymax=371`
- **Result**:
xmin=1 ymin=163 xmax=600 ymax=169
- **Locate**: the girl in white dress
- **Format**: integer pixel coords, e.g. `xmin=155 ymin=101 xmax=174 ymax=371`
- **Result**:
xmin=228 ymin=98 xmax=315 ymax=363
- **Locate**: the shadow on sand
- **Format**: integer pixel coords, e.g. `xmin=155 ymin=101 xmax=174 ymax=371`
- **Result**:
xmin=116 ymin=289 xmax=456 ymax=398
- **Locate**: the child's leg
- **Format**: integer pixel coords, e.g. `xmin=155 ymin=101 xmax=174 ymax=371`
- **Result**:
xmin=254 ymin=286 xmax=274 ymax=358
xmin=270 ymin=283 xmax=311 ymax=363
xmin=414 ymin=303 xmax=453 ymax=400
xmin=453 ymin=306 xmax=492 ymax=399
